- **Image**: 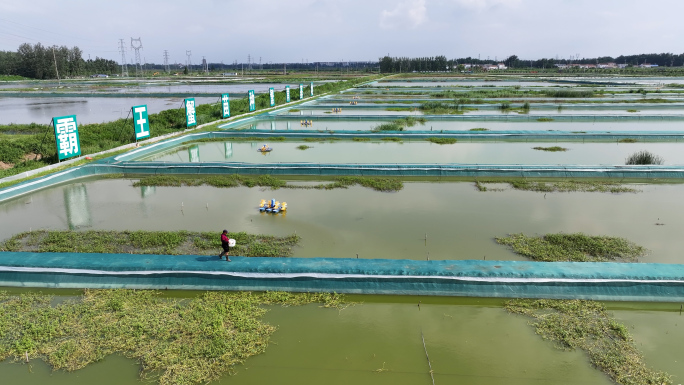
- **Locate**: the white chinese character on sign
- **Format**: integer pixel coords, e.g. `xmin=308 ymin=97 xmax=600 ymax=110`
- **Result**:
xmin=55 ymin=117 xmax=78 ymax=157
xmin=249 ymin=93 xmax=255 ymax=107
xmin=186 ymin=100 xmax=196 ymax=124
xmin=222 ymin=95 xmax=229 ymax=116
xmin=134 ymin=106 xmax=149 ymax=138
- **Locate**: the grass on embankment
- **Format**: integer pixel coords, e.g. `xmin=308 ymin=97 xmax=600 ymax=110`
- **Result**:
xmin=0 ymin=290 xmax=347 ymax=385
xmin=505 ymin=299 xmax=671 ymax=385
xmin=0 ymin=75 xmax=379 ymax=179
xmin=495 ymin=233 xmax=647 ymax=262
xmin=475 ymin=179 xmax=639 ymax=193
xmin=2 ymin=230 xmax=300 ymax=257
xmin=132 ymin=174 xmax=403 ymax=192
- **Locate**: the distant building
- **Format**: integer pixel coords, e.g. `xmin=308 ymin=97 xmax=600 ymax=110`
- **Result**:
xmin=90 ymin=74 xmax=108 ymax=78
xmin=639 ymin=63 xmax=659 ymax=68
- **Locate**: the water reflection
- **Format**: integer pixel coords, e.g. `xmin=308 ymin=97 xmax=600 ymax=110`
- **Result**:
xmin=63 ymin=184 xmax=91 ymax=229
xmin=224 ymin=143 xmax=233 ymax=159
xmin=188 ymin=145 xmax=200 ymax=163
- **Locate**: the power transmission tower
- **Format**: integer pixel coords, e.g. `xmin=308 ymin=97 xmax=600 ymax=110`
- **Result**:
xmin=186 ymin=50 xmax=192 ymax=71
xmin=163 ymin=50 xmax=170 ymax=73
xmin=202 ymin=56 xmax=208 ymax=73
xmin=247 ymin=54 xmax=252 ymax=71
xmin=118 ymin=39 xmax=128 ymax=77
xmin=130 ymin=37 xmax=143 ymax=77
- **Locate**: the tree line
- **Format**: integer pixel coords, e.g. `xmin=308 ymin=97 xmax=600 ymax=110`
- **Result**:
xmin=380 ymin=52 xmax=684 ymax=73
xmin=0 ymin=43 xmax=118 ymax=79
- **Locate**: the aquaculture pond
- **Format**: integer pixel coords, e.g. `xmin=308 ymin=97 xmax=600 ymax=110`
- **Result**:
xmin=0 ymin=96 xmax=217 ymax=125
xmin=2 ymin=179 xmax=684 ymax=264
xmin=135 ymin=140 xmax=684 ymax=166
xmin=225 ymin=118 xmax=684 ymax=132
xmin=0 ymin=290 xmax=681 ymax=385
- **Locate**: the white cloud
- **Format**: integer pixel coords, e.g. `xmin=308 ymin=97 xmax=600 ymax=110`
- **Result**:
xmin=380 ymin=0 xmax=428 ymax=29
xmin=451 ymin=0 xmax=520 ymax=11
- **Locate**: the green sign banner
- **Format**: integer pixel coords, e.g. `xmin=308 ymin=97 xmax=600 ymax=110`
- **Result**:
xmin=221 ymin=93 xmax=230 ymax=118
xmin=52 ymin=114 xmax=81 ymax=160
xmin=269 ymin=87 xmax=275 ymax=107
xmin=310 ymin=82 xmax=314 ymax=96
xmin=248 ymin=90 xmax=256 ymax=111
xmin=185 ymin=98 xmax=197 ymax=127
xmin=286 ymin=86 xmax=290 ymax=102
xmin=131 ymin=104 xmax=150 ymax=140
xmin=299 ymin=84 xmax=303 ymax=100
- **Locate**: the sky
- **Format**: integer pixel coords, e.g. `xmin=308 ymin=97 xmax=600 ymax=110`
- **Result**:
xmin=0 ymin=0 xmax=682 ymax=64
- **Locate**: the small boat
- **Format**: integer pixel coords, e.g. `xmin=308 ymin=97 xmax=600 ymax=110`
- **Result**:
xmin=259 ymin=199 xmax=287 ymax=214
xmin=257 ymin=145 xmax=273 ymax=152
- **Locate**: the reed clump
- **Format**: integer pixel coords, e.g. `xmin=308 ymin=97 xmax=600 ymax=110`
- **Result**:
xmin=505 ymin=299 xmax=671 ymax=385
xmin=296 ymin=145 xmax=312 ymax=150
xmin=625 ymin=150 xmax=664 ymax=165
xmin=495 ymin=233 xmax=647 ymax=262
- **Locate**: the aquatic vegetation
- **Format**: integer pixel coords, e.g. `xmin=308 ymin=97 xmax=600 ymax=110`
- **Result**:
xmin=0 ymin=290 xmax=347 ymax=385
xmin=475 ymin=179 xmax=638 ymax=193
xmin=618 ymin=138 xmax=637 ymax=143
xmin=132 ymin=175 xmax=402 ymax=192
xmin=352 ymin=137 xmax=371 ymax=142
xmin=505 ymin=299 xmax=671 ymax=385
xmin=469 ymin=128 xmax=489 ymax=131
xmin=385 ymin=107 xmax=414 ymax=111
xmin=2 ymin=230 xmax=300 ymax=257
xmin=372 ymin=122 xmax=403 ymax=131
xmin=296 ymin=145 xmax=312 ymax=150
xmin=626 ymin=109 xmax=639 ymax=113
xmin=542 ymin=89 xmax=595 ymax=98
xmin=288 ymin=109 xmax=301 ymax=113
xmin=625 ymin=150 xmax=664 ymax=165
xmin=381 ymin=137 xmax=403 ymax=142
xmin=372 ymin=117 xmax=426 ymax=132
xmin=536 ymin=117 xmax=554 ymax=122
xmin=532 ymin=146 xmax=568 ymax=152
xmin=426 ymin=137 xmax=457 ymax=144
xmin=495 ymin=233 xmax=647 ymax=262
xmin=499 ymin=102 xmax=512 ymax=111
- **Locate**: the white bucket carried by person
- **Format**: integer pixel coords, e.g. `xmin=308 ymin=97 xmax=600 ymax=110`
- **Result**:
xmin=228 ymin=238 xmax=236 ymax=247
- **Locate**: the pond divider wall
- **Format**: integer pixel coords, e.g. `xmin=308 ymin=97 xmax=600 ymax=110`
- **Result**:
xmin=0 ymin=252 xmax=683 ymax=302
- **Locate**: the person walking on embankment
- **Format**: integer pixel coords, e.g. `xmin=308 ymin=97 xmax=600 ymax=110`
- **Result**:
xmin=219 ymin=230 xmax=231 ymax=261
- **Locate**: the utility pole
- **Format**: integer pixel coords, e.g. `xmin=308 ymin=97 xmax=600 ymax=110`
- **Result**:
xmin=186 ymin=50 xmax=192 ymax=71
xmin=118 ymin=39 xmax=128 ymax=77
xmin=284 ymin=63 xmax=286 ymax=75
xmin=51 ymin=46 xmax=60 ymax=85
xmin=130 ymin=37 xmax=143 ymax=77
xmin=163 ymin=50 xmax=170 ymax=73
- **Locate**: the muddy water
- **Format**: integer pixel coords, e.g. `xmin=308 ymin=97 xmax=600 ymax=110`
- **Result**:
xmin=137 ymin=140 xmax=684 ymax=165
xmin=2 ymin=180 xmax=684 ymax=264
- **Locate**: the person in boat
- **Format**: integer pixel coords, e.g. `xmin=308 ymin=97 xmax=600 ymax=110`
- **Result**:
xmin=219 ymin=229 xmax=231 ymax=261
xmin=261 ymin=144 xmax=269 ymax=151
